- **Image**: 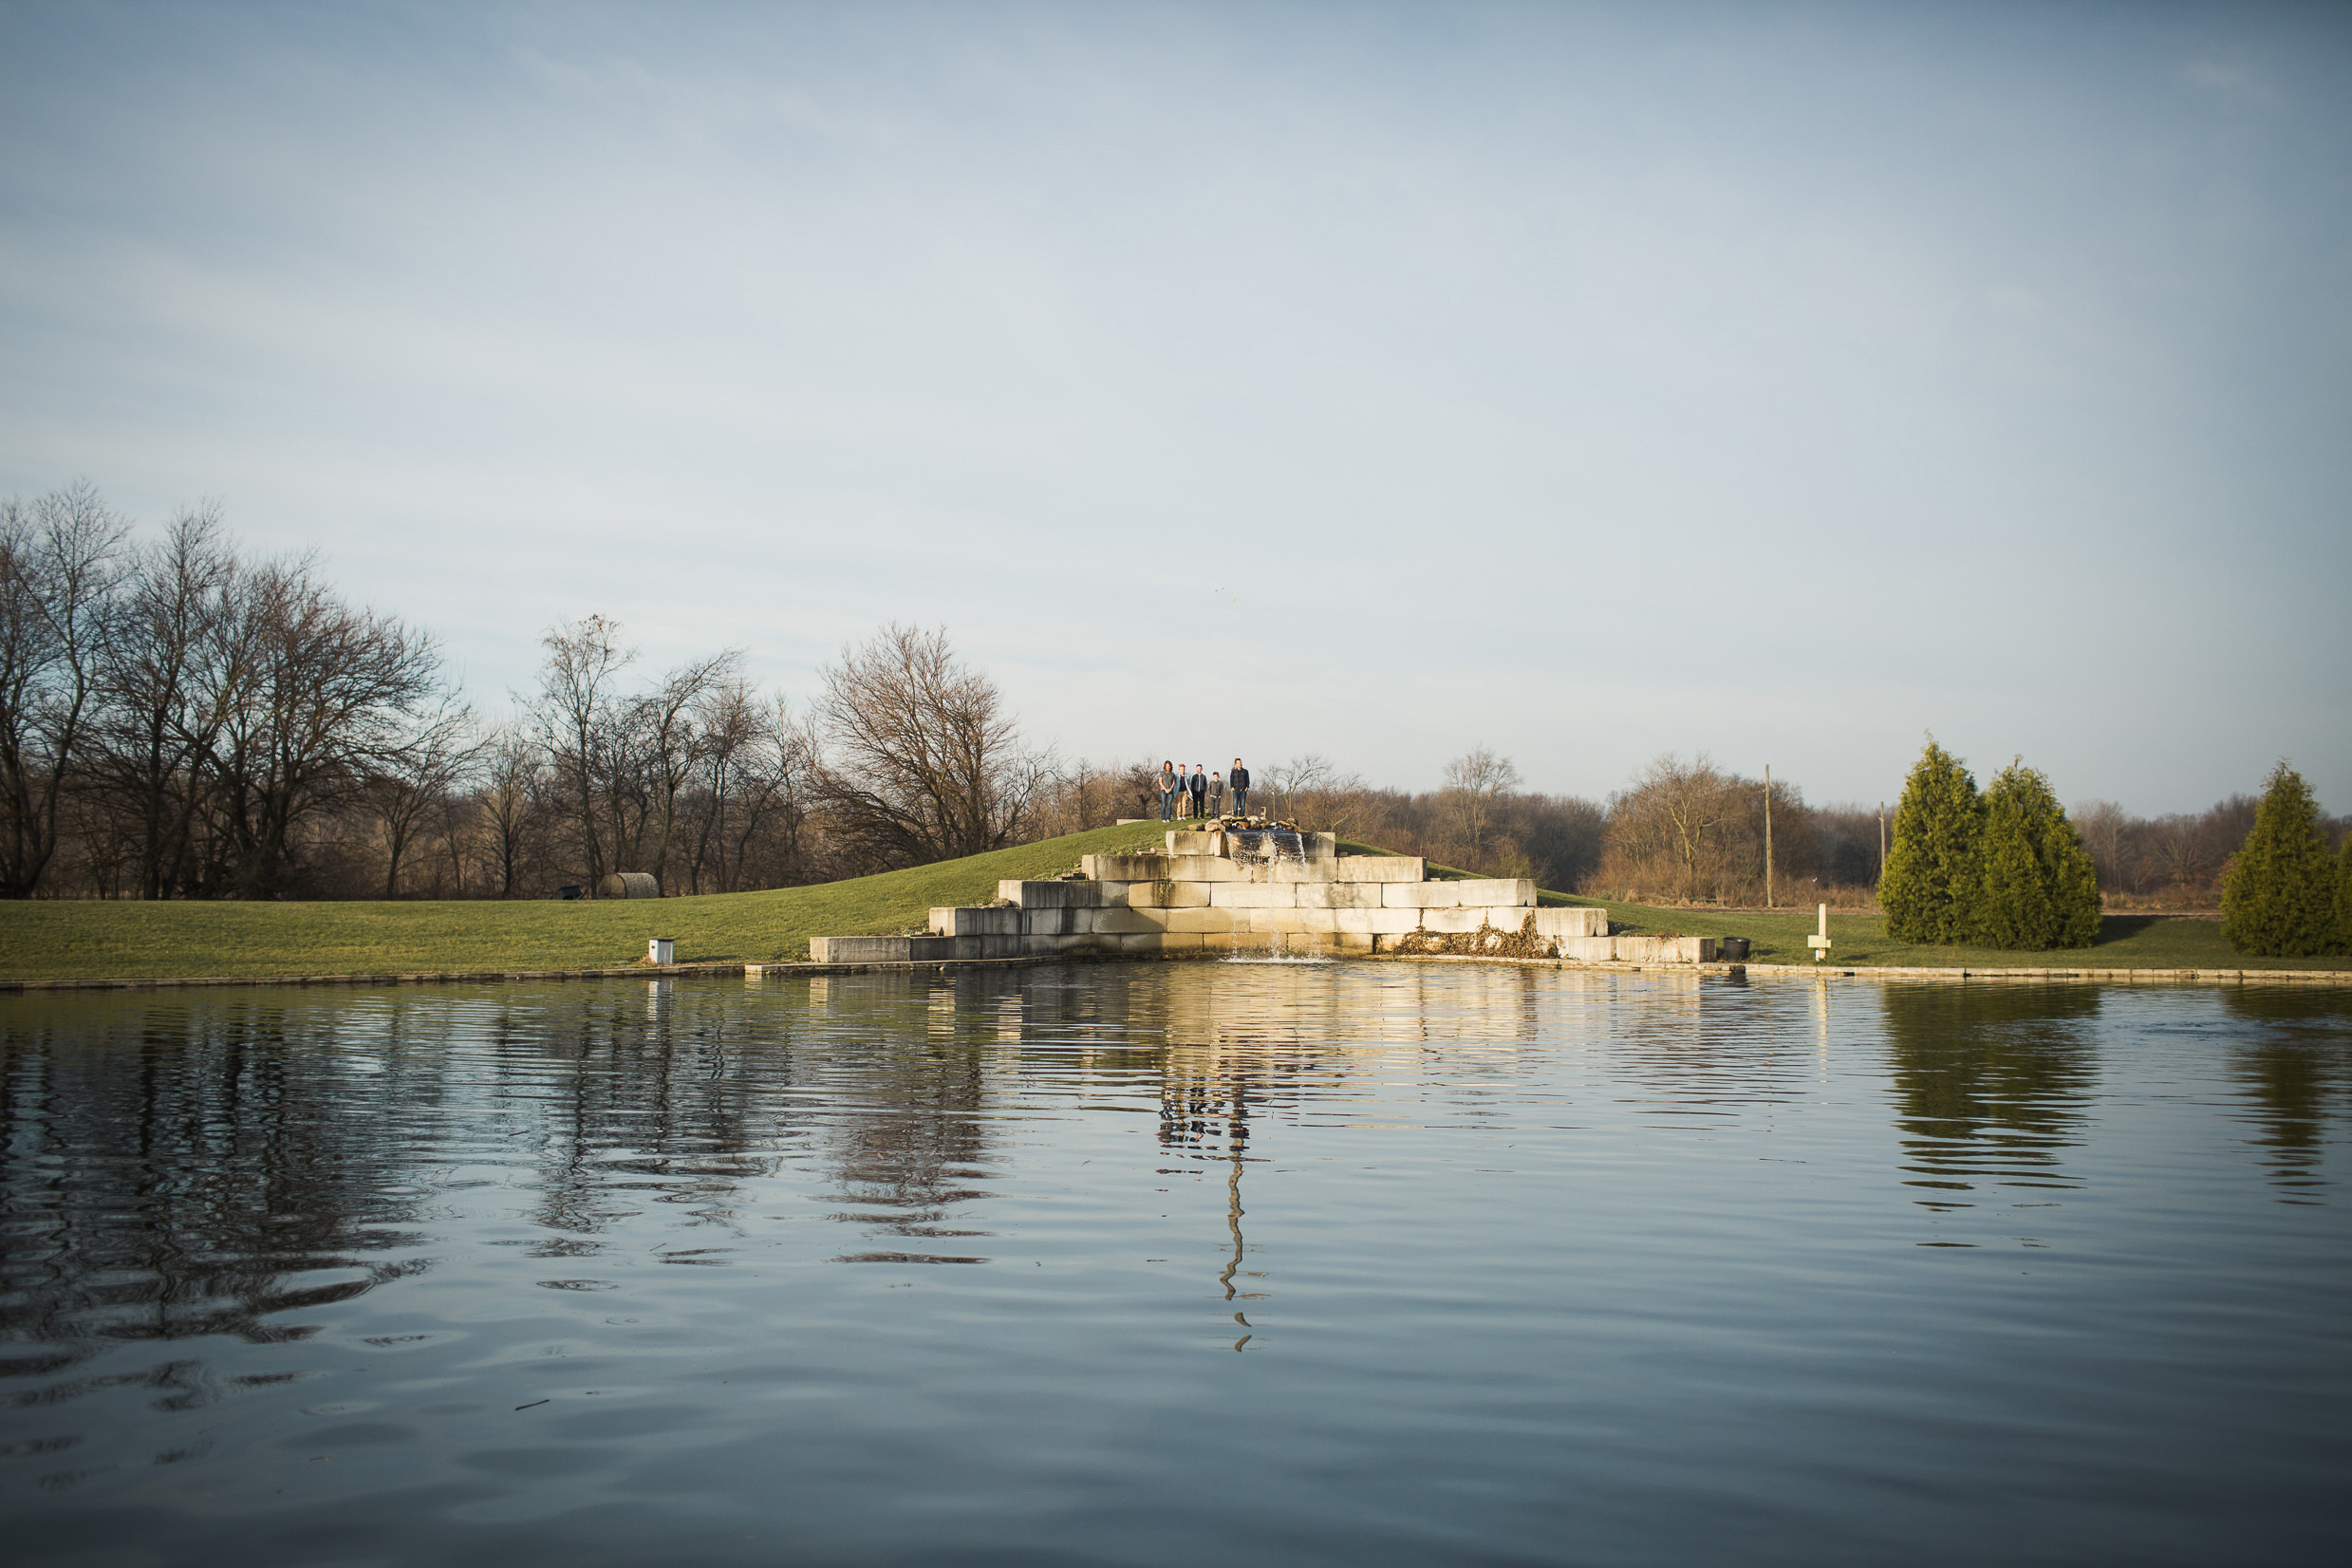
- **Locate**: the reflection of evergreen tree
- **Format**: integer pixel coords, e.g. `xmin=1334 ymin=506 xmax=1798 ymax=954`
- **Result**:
xmin=1880 ymin=984 xmax=2101 ymax=1207
xmin=2218 ymin=988 xmax=2352 ymax=1201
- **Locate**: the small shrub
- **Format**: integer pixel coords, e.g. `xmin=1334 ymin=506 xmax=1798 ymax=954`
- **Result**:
xmin=2221 ymin=762 xmax=2338 ymax=957
xmin=1882 ymin=739 xmax=1982 ymax=944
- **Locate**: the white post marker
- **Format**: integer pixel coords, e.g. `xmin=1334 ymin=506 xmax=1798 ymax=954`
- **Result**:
xmin=648 ymin=937 xmax=675 ymax=965
xmin=1807 ymin=904 xmax=1832 ymax=963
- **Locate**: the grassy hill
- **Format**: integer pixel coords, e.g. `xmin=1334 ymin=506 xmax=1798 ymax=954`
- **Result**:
xmin=0 ymin=825 xmax=2335 ymax=983
xmin=0 ymin=822 xmax=1174 ymax=982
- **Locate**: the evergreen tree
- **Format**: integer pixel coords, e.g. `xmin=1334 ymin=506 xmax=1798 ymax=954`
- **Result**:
xmin=2340 ymin=836 xmax=2352 ymax=955
xmin=2220 ymin=762 xmax=2337 ymax=957
xmin=1969 ymin=759 xmax=2101 ymax=950
xmin=1881 ymin=738 xmax=1982 ymax=944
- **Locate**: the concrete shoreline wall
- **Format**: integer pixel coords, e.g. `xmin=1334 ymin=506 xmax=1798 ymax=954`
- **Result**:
xmin=808 ymin=831 xmax=1720 ymax=966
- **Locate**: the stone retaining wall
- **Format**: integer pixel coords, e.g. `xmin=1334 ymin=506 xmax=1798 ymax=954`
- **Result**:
xmin=805 ymin=831 xmax=1660 ymax=964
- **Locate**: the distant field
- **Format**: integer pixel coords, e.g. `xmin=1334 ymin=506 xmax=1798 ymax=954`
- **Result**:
xmin=0 ymin=825 xmax=2337 ymax=983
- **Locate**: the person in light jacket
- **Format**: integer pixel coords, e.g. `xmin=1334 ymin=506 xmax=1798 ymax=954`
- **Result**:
xmin=1188 ymin=764 xmax=1207 ymax=819
xmin=1229 ymin=758 xmax=1250 ymax=817
xmin=1207 ymin=772 xmax=1225 ymax=817
xmin=1158 ymin=761 xmax=1179 ymax=822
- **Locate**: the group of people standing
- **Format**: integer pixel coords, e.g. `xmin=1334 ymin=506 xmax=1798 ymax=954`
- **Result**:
xmin=1158 ymin=758 xmax=1251 ymax=822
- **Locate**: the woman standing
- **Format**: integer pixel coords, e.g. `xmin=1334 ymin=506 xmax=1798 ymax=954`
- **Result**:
xmin=1158 ymin=761 xmax=1180 ymax=822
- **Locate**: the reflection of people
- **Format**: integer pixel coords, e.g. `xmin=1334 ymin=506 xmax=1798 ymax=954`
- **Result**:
xmin=1229 ymin=757 xmax=1250 ymax=816
xmin=1158 ymin=761 xmax=1179 ymax=822
xmin=1208 ymin=772 xmax=1225 ymax=817
xmin=1189 ymin=764 xmax=1207 ymax=818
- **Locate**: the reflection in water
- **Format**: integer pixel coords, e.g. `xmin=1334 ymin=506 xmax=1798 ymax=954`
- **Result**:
xmin=2 ymin=968 xmax=2347 ymax=1567
xmin=1880 ymin=984 xmax=2102 ymax=1213
xmin=2219 ymin=988 xmax=2352 ymax=1203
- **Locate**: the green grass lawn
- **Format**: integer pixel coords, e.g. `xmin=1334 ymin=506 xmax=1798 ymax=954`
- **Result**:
xmin=0 ymin=821 xmax=1176 ymax=982
xmin=0 ymin=823 xmax=2337 ymax=983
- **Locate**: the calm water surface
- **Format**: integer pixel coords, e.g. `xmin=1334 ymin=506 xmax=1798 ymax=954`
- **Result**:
xmin=3 ymin=963 xmax=2347 ymax=1565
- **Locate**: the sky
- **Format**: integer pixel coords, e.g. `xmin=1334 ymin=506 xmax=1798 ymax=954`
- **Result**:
xmin=3 ymin=0 xmax=2347 ymax=813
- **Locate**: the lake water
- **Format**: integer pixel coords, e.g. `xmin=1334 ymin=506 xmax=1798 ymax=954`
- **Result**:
xmin=3 ymin=962 xmax=2347 ymax=1566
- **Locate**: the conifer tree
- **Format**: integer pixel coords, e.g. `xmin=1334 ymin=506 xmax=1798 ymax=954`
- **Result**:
xmin=1881 ymin=738 xmax=1981 ymax=944
xmin=2220 ymin=762 xmax=2337 ymax=957
xmin=1969 ymin=759 xmax=2100 ymax=950
xmin=2339 ymin=836 xmax=2352 ymax=956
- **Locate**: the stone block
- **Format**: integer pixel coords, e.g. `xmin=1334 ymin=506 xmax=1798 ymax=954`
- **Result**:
xmin=813 ymin=936 xmax=908 ymax=963
xmin=1610 ymin=936 xmax=1717 ymax=964
xmin=1418 ymin=907 xmax=1491 ymax=935
xmin=1078 ymin=907 xmax=1160 ymax=936
xmin=1164 ymin=854 xmax=1245 ymax=882
xmin=1383 ymin=882 xmax=1463 ymax=908
xmin=1333 ymin=907 xmax=1422 ymax=936
xmin=931 ymin=906 xmax=1021 ymax=938
xmin=1210 ymin=884 xmax=1301 ymax=908
xmin=1125 ymin=880 xmax=1213 ymax=908
xmin=1084 ymin=853 xmax=1168 ymax=882
xmin=1555 ymin=937 xmax=1616 ymax=961
xmin=1151 ymin=932 xmax=1205 ymax=952
xmin=1166 ymin=830 xmax=1224 ymax=856
xmin=1308 ymin=831 xmax=1338 ymax=861
xmin=1332 ymin=856 xmax=1427 ymax=884
xmin=1297 ymin=883 xmax=1382 ymax=909
xmin=1019 ymin=908 xmax=1072 ymax=937
xmin=1459 ymin=878 xmax=1537 ymax=907
xmin=999 ymin=879 xmax=1123 ymax=909
xmin=1113 ymin=932 xmax=1166 ymax=954
xmin=1161 ymin=907 xmax=1237 ymax=934
xmin=1527 ymin=906 xmax=1608 ymax=940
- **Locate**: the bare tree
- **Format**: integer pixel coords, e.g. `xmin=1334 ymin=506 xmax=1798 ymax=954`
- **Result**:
xmin=1605 ymin=753 xmax=1737 ymax=904
xmin=474 ymin=723 xmax=548 ymax=897
xmin=815 ymin=624 xmax=1051 ymax=866
xmin=630 ymin=650 xmax=737 ymax=887
xmin=0 ymin=482 xmax=130 ymax=896
xmin=206 ymin=556 xmax=443 ymax=896
xmin=88 ymin=507 xmax=239 ymax=898
xmin=1441 ymin=744 xmax=1521 ymax=860
xmin=525 ymin=615 xmax=634 ymax=885
xmin=364 ymin=700 xmax=482 ymax=897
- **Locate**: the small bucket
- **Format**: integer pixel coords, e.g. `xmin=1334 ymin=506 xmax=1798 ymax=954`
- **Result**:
xmin=1719 ymin=937 xmax=1751 ymax=961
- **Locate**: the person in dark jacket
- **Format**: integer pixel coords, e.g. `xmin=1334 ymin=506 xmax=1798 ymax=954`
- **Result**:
xmin=1158 ymin=761 xmax=1179 ymax=822
xmin=1229 ymin=758 xmax=1250 ymax=816
xmin=1207 ymin=772 xmax=1225 ymax=817
xmin=1188 ymin=764 xmax=1207 ymax=818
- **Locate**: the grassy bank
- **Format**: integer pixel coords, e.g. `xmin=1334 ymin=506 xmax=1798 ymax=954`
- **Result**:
xmin=0 ymin=825 xmax=2337 ymax=983
xmin=0 ymin=822 xmax=1175 ymax=982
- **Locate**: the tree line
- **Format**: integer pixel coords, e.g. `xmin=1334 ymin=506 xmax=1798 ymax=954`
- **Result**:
xmin=9 ymin=486 xmax=2342 ymax=934
xmin=1 ymin=486 xmax=1059 ymax=900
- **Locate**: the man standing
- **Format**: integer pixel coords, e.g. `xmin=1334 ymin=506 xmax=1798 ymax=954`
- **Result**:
xmin=1207 ymin=771 xmax=1225 ymax=817
xmin=1188 ymin=763 xmax=1207 ymax=820
xmin=1229 ymin=758 xmax=1250 ymax=817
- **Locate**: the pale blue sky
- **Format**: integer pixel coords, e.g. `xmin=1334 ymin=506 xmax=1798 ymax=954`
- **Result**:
xmin=3 ymin=1 xmax=2346 ymax=812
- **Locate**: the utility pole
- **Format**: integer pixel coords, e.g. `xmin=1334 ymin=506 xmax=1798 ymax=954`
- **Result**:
xmin=1877 ymin=802 xmax=1886 ymax=886
xmin=1764 ymin=764 xmax=1774 ymax=910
